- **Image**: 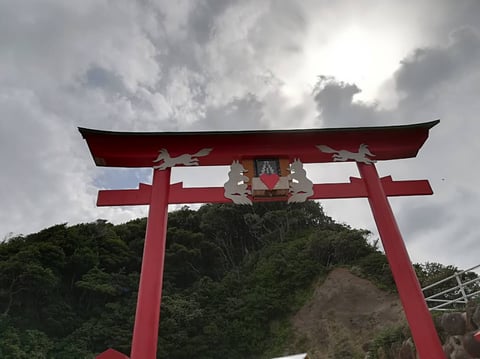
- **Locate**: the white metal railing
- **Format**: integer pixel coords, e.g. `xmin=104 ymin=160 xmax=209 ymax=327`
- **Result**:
xmin=422 ymin=264 xmax=480 ymax=311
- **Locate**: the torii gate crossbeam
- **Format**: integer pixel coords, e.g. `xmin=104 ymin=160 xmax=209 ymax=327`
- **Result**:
xmin=80 ymin=120 xmax=444 ymax=359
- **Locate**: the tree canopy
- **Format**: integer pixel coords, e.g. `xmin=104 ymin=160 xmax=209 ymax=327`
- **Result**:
xmin=0 ymin=201 xmax=473 ymax=358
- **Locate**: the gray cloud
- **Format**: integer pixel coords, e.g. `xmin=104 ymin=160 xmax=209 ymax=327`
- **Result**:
xmin=192 ymin=93 xmax=265 ymax=130
xmin=312 ymin=76 xmax=390 ymax=127
xmin=308 ymin=24 xmax=480 ymax=268
xmin=84 ymin=67 xmax=126 ymax=93
xmin=396 ymin=26 xmax=480 ymax=100
xmin=1 ymin=0 xmax=480 ymax=272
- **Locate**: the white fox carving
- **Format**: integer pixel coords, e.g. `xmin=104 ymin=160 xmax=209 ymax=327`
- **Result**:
xmin=287 ymin=159 xmax=314 ymax=203
xmin=153 ymin=148 xmax=212 ymax=170
xmin=224 ymin=160 xmax=252 ymax=205
xmin=317 ymin=144 xmax=376 ymax=164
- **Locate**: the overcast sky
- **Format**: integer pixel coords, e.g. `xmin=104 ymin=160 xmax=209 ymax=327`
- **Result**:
xmin=1 ymin=0 xmax=479 ymax=271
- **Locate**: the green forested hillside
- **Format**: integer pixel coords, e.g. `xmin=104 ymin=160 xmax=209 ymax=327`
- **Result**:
xmin=0 ymin=202 xmax=457 ymax=358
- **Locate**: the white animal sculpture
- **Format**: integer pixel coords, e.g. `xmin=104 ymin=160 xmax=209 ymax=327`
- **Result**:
xmin=317 ymin=144 xmax=376 ymax=164
xmin=224 ymin=160 xmax=252 ymax=205
xmin=153 ymin=148 xmax=212 ymax=170
xmin=288 ymin=159 xmax=314 ymax=203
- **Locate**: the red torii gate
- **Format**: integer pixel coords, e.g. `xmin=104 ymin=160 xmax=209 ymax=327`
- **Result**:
xmin=79 ymin=120 xmax=444 ymax=359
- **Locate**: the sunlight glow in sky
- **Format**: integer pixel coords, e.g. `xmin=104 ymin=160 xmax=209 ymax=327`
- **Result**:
xmin=280 ymin=23 xmax=415 ymax=105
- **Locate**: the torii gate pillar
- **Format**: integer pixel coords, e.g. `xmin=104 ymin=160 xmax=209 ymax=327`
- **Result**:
xmin=80 ymin=120 xmax=445 ymax=358
xmin=358 ymin=163 xmax=442 ymax=358
xmin=130 ymin=168 xmax=170 ymax=359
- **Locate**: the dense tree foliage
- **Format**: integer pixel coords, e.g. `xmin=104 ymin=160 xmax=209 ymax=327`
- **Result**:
xmin=0 ymin=201 xmax=463 ymax=358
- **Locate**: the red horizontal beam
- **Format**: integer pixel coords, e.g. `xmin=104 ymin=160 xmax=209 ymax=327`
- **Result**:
xmin=96 ymin=177 xmax=432 ymax=207
xmin=97 ymin=183 xmax=152 ymax=206
xmin=168 ymin=182 xmax=225 ymax=203
xmin=80 ymin=121 xmax=439 ymax=167
xmin=380 ymin=175 xmax=433 ymax=197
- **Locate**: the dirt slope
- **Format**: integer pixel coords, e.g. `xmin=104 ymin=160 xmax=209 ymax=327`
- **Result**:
xmin=291 ymin=268 xmax=405 ymax=358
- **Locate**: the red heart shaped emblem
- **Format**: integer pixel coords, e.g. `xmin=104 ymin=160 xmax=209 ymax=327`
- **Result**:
xmin=260 ymin=173 xmax=279 ymax=190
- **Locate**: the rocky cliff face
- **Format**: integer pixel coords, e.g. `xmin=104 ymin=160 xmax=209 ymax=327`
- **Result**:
xmin=288 ymin=268 xmax=480 ymax=359
xmin=290 ymin=268 xmax=405 ymax=358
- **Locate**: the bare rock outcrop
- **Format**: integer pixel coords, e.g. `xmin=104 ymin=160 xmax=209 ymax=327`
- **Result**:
xmin=365 ymin=306 xmax=480 ymax=358
xmin=440 ymin=310 xmax=480 ymax=359
xmin=442 ymin=312 xmax=467 ymax=336
xmin=291 ymin=268 xmax=405 ymax=358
